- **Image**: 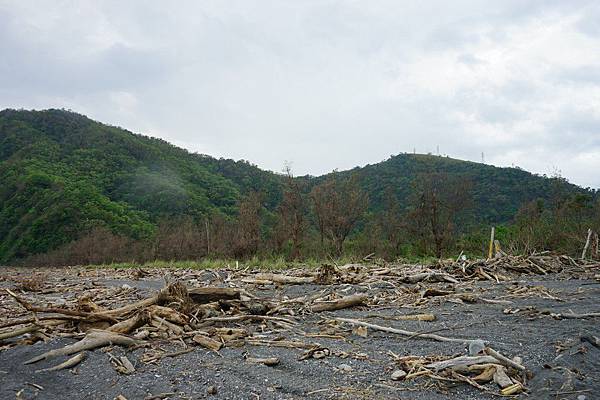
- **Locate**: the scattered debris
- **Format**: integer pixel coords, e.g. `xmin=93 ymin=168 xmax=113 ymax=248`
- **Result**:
xmin=1 ymin=253 xmax=599 ymax=398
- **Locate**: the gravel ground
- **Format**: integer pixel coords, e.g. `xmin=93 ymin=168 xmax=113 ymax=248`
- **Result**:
xmin=1 ymin=268 xmax=599 ymax=400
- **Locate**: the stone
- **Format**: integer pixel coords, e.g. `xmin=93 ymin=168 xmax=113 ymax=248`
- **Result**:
xmin=391 ymin=370 xmax=407 ymax=380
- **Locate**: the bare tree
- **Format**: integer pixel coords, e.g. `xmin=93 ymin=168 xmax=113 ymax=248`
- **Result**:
xmin=310 ymin=174 xmax=368 ymax=256
xmin=276 ymin=166 xmax=306 ymax=259
xmin=379 ymin=188 xmax=406 ymax=256
xmin=234 ymin=191 xmax=263 ymax=257
xmin=410 ymin=172 xmax=472 ymax=258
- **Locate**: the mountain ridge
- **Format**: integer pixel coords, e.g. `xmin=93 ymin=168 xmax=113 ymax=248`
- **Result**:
xmin=0 ymin=108 xmax=591 ymax=262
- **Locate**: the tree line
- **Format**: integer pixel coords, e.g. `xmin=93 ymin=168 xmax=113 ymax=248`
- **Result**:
xmin=23 ymin=171 xmax=600 ymax=266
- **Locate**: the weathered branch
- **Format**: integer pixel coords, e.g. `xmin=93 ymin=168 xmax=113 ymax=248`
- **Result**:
xmin=24 ymin=329 xmax=139 ymax=364
xmin=311 ymin=294 xmax=367 ymax=312
xmin=335 ymin=317 xmax=482 ymax=345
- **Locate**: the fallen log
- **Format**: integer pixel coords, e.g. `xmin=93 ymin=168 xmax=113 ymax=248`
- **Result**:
xmin=192 ymin=334 xmax=223 ymax=351
xmin=201 ymin=315 xmax=296 ymax=325
xmin=187 ymin=287 xmax=241 ymax=303
xmin=24 ymin=329 xmax=139 ymax=364
xmin=0 ymin=324 xmax=41 ymax=341
xmin=107 ymin=311 xmax=151 ymax=334
xmin=251 ymin=273 xmax=315 ymax=284
xmin=95 ymin=293 xmax=161 ymax=318
xmin=311 ymin=294 xmax=367 ymax=312
xmin=399 ymin=272 xmax=459 ymax=284
xmin=96 ymin=283 xmax=188 ymax=318
xmin=0 ymin=315 xmax=89 ymax=329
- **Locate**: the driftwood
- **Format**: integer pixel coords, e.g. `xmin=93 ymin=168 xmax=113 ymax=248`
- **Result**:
xmin=245 ymin=356 xmax=280 ymax=366
xmin=2 ymin=254 xmax=579 ymax=396
xmin=36 ymin=352 xmax=87 ymax=372
xmin=95 ymin=292 xmax=162 ymax=318
xmin=147 ymin=305 xmax=188 ymax=325
xmin=493 ymin=365 xmax=513 ymax=388
xmin=0 ymin=324 xmax=41 ymax=340
xmin=559 ymin=311 xmax=600 ymax=319
xmin=396 ymin=314 xmax=436 ymax=321
xmin=471 ymin=365 xmax=496 ymax=382
xmin=247 ymin=273 xmax=315 ymax=285
xmin=335 ymin=318 xmax=482 ymax=346
xmin=246 ymin=339 xmax=316 ymax=349
xmin=0 ymin=315 xmax=90 ymax=329
xmin=501 ymin=383 xmax=523 ymax=395
xmin=96 ymin=283 xmax=188 ymax=318
xmin=311 ymin=294 xmax=367 ymax=312
xmin=426 ymin=356 xmax=498 ymax=371
xmin=399 ymin=272 xmax=459 ymax=284
xmin=110 ymin=353 xmax=136 ymax=375
xmin=151 ymin=315 xmax=184 ymax=335
xmin=484 ymin=347 xmax=526 ymax=372
xmin=192 ymin=334 xmax=223 ymax=351
xmin=202 ymin=314 xmax=295 ymax=324
xmin=6 ymin=289 xmax=117 ymax=323
xmin=107 ymin=311 xmax=151 ymax=334
xmin=24 ymin=330 xmax=138 ymax=364
xmin=187 ymin=287 xmax=241 ymax=303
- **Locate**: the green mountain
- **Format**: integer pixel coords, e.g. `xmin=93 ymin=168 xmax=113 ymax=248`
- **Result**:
xmin=0 ymin=109 xmax=282 ymax=261
xmin=332 ymin=153 xmax=586 ymax=224
xmin=0 ymin=108 xmax=591 ymax=262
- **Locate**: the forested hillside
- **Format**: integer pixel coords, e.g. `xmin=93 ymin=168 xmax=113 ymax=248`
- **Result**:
xmin=0 ymin=109 xmax=283 ymax=261
xmin=0 ymin=109 xmax=596 ymax=264
xmin=331 ymin=153 xmax=586 ymax=223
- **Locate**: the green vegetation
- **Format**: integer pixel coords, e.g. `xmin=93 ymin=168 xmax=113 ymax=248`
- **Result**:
xmin=1 ymin=108 xmax=598 ymax=265
xmin=0 ymin=109 xmax=282 ymax=261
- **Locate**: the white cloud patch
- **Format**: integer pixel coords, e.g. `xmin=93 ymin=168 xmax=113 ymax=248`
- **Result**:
xmin=0 ymin=0 xmax=599 ymax=187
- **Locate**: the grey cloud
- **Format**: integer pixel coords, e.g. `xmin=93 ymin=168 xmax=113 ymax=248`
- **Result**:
xmin=0 ymin=0 xmax=599 ymax=188
xmin=553 ymin=65 xmax=600 ymax=86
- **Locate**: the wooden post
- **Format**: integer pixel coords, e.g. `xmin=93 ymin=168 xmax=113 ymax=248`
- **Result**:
xmin=581 ymin=228 xmax=592 ymax=260
xmin=494 ymin=240 xmax=502 ymax=258
xmin=487 ymin=226 xmax=495 ymax=259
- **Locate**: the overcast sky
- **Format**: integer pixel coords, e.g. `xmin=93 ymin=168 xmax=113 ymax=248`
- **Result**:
xmin=1 ymin=1 xmax=599 ymax=188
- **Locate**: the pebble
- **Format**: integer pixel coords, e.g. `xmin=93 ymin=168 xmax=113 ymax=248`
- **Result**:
xmin=468 ymin=339 xmax=486 ymax=355
xmin=338 ymin=363 xmax=353 ymax=372
xmin=391 ymin=370 xmax=407 ymax=380
xmin=207 ymin=385 xmax=217 ymax=395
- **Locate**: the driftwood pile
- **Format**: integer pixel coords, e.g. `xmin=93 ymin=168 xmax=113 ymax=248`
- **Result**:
xmin=433 ymin=252 xmax=593 ymax=281
xmin=1 ymin=253 xmax=599 ymax=398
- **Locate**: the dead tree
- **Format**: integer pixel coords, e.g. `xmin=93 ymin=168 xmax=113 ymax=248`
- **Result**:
xmin=410 ymin=172 xmax=472 ymax=258
xmin=310 ymin=174 xmax=368 ymax=256
xmin=234 ymin=191 xmax=263 ymax=257
xmin=276 ymin=166 xmax=307 ymax=259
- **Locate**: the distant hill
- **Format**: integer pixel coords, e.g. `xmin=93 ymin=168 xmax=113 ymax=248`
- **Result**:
xmin=0 ymin=109 xmax=589 ymax=262
xmin=330 ymin=153 xmax=586 ymax=224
